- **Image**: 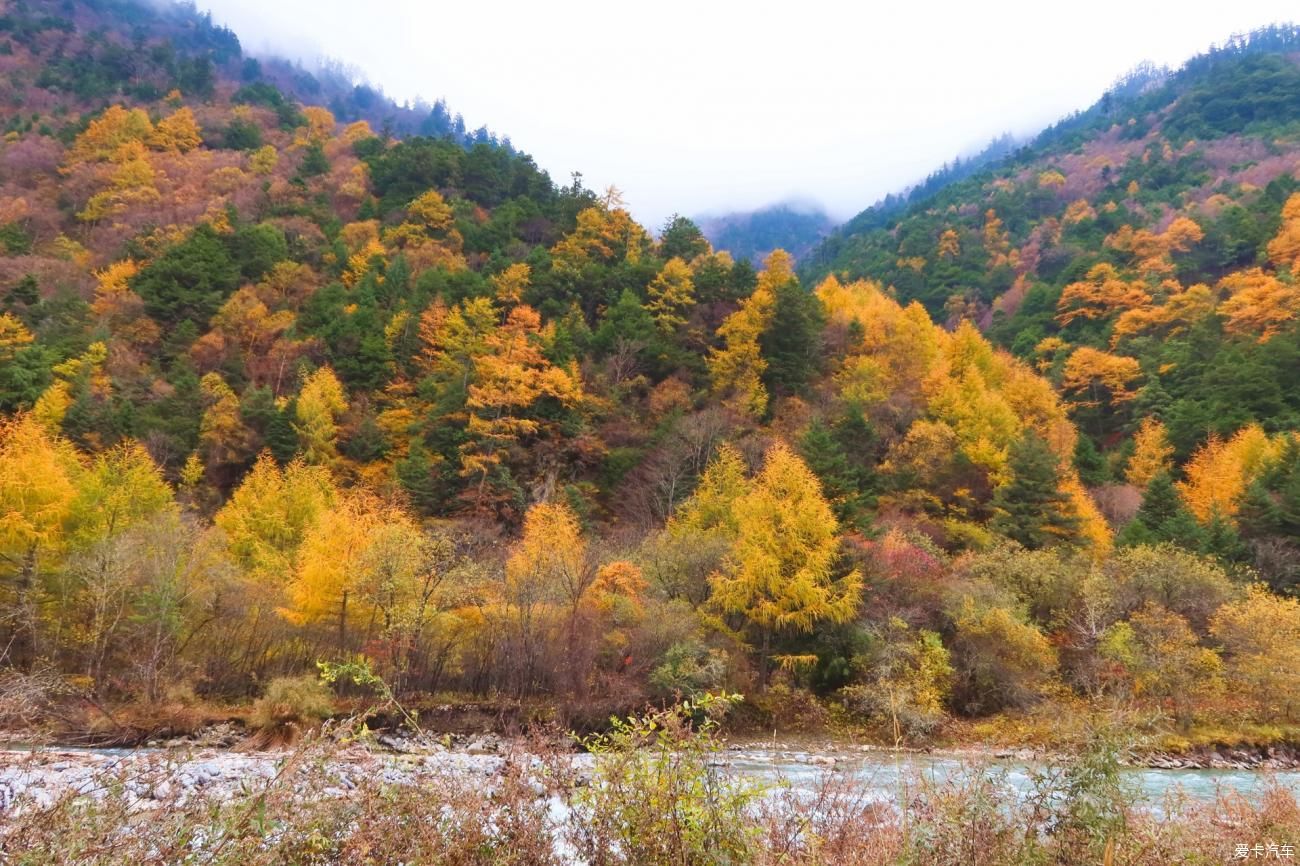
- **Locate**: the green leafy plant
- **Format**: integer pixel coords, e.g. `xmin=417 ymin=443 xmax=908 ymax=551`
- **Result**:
xmin=567 ymin=692 xmax=759 ymax=865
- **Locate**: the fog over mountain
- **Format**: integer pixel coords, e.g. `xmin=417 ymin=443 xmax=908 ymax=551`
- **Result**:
xmin=194 ymin=0 xmax=1298 ymax=226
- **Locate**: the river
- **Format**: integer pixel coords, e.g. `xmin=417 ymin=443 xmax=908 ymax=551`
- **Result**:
xmin=2 ymin=742 xmax=1298 ymax=813
xmin=725 ymin=748 xmax=1300 ymax=805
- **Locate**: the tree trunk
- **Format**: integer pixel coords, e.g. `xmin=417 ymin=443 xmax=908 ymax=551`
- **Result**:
xmin=338 ymin=590 xmax=348 ymax=653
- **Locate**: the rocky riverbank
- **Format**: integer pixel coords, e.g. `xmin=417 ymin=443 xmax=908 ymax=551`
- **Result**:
xmin=0 ymin=741 xmax=525 ymax=814
xmin=3 ymin=725 xmax=1299 ymax=816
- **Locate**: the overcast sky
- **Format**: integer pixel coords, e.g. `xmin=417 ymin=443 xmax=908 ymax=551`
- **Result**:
xmin=196 ymin=0 xmax=1296 ymax=228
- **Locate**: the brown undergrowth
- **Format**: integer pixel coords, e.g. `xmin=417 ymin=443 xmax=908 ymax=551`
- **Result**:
xmin=0 ymin=695 xmax=1296 ymax=865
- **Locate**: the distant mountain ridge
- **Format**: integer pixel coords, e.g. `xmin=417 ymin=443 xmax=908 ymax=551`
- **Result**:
xmin=695 ymin=203 xmax=834 ymax=266
xmin=0 ymin=0 xmax=512 ymax=148
xmin=802 ymin=24 xmax=1300 ymax=291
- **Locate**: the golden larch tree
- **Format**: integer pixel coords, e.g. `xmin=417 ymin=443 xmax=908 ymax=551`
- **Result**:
xmin=148 ymin=107 xmax=203 ymax=152
xmin=216 ymin=453 xmax=337 ymax=583
xmin=294 ymin=367 xmax=348 ymax=466
xmin=1060 ymin=347 xmax=1142 ymax=408
xmin=1266 ymin=192 xmax=1300 ymax=272
xmin=1177 ymin=425 xmax=1286 ymax=523
xmin=646 ymin=257 xmax=696 ymax=332
xmin=460 ymin=306 xmax=584 ymax=503
xmin=1216 ymin=269 xmax=1300 ymax=342
xmin=1125 ymin=418 xmax=1174 ymax=489
xmin=708 ymin=255 xmax=788 ymax=418
xmin=709 ymin=441 xmax=862 ymax=686
xmin=0 ymin=416 xmax=84 ymax=667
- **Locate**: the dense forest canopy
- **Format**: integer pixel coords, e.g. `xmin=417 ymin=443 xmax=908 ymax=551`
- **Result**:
xmin=1 ymin=0 xmax=1299 ymax=748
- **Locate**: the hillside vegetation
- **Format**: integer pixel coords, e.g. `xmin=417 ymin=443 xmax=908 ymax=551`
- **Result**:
xmin=1 ymin=1 xmax=1298 ymax=749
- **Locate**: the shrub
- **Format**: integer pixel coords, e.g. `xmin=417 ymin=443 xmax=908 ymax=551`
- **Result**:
xmin=840 ymin=617 xmax=953 ymax=741
xmin=649 ymin=640 xmax=727 ymax=698
xmin=949 ymin=597 xmax=1058 ymax=715
xmin=248 ymin=675 xmax=334 ymax=743
xmin=567 ymin=693 xmax=760 ymax=865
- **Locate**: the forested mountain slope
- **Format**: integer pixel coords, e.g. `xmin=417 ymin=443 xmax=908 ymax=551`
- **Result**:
xmin=696 ymin=203 xmax=834 ymax=266
xmin=802 ymin=27 xmax=1300 ymax=581
xmin=1 ymin=2 xmax=1298 ymax=746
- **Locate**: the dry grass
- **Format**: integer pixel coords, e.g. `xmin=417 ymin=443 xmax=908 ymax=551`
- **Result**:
xmin=0 ymin=710 xmax=1296 ymax=865
xmin=246 ymin=675 xmax=335 ymax=747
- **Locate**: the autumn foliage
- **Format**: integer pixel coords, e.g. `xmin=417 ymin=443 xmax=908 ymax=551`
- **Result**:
xmin=3 ymin=3 xmax=1300 ymax=746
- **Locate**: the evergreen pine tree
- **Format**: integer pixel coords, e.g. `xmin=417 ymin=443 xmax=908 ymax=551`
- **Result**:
xmin=1160 ymin=506 xmax=1207 ymax=550
xmin=6 ymin=275 xmax=38 ymax=311
xmin=760 ymin=276 xmax=823 ymax=395
xmin=1272 ymin=461 xmax=1300 ymax=539
xmin=592 ymin=289 xmax=658 ymax=357
xmin=298 ymin=142 xmax=329 ymax=178
xmin=1120 ymin=470 xmax=1205 ymax=551
xmin=1073 ymin=434 xmax=1108 ymax=486
xmin=990 ymin=433 xmax=1079 ymax=549
xmin=1133 ymin=470 xmax=1183 ymax=529
xmin=397 ymin=444 xmax=441 ymax=513
xmin=1201 ymin=508 xmax=1251 ymax=564
xmin=265 ymin=401 xmax=299 ymax=464
xmin=799 ymin=411 xmax=877 ymax=531
xmin=342 ymin=413 xmax=390 ymax=463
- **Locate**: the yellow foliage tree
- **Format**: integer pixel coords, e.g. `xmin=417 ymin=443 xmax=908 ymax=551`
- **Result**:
xmin=78 ymin=140 xmax=161 ymax=222
xmin=1210 ymin=586 xmax=1300 ymax=722
xmin=0 ymin=313 xmax=33 ymax=363
xmin=709 ymin=441 xmax=862 ymax=685
xmin=708 ymin=254 xmax=790 ymax=418
xmin=198 ymin=373 xmax=256 ymax=476
xmin=32 ymin=342 xmax=109 ymax=432
xmin=491 ymin=263 xmax=531 ymax=306
xmin=0 ymin=416 xmax=84 ymax=666
xmin=298 ymin=106 xmax=336 ymax=146
xmin=216 ymin=453 xmax=336 ymax=583
xmin=249 ymin=145 xmax=279 ymax=176
xmin=670 ymin=442 xmax=748 ymax=539
xmin=1177 ymin=424 xmax=1287 ymax=523
xmin=418 ymin=296 xmax=497 ymax=385
xmin=68 ymin=443 xmax=174 ymax=549
xmin=461 ymin=306 xmax=584 ymax=500
xmin=406 ymin=190 xmax=455 ymax=233
xmin=1063 ymin=199 xmax=1096 ymax=224
xmin=1266 ymin=192 xmax=1300 ymax=272
xmin=67 ymin=106 xmax=154 ymax=164
xmin=148 ymin=107 xmax=202 ymax=152
xmin=505 ymin=501 xmax=587 ymax=615
xmin=294 ymin=367 xmax=348 ymax=466
xmin=926 ymin=363 xmax=1021 ymax=483
xmin=1125 ymin=418 xmax=1173 ymax=489
xmin=1110 ymin=283 xmax=1215 ymax=347
xmin=502 ymin=500 xmax=639 ymax=692
xmin=1060 ymin=347 xmax=1142 ymax=408
xmin=550 ymin=206 xmax=649 ymax=274
xmin=1216 ymin=268 xmax=1300 ymax=342
xmin=1037 ymin=169 xmax=1066 ymax=189
xmin=646 ymin=257 xmax=696 ymax=332
xmin=287 ymin=490 xmax=430 ymax=649
xmin=983 ymin=209 xmax=1012 ymax=266
xmin=937 ymin=228 xmax=960 ymax=259
xmin=1056 ymin=263 xmax=1152 ymax=327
